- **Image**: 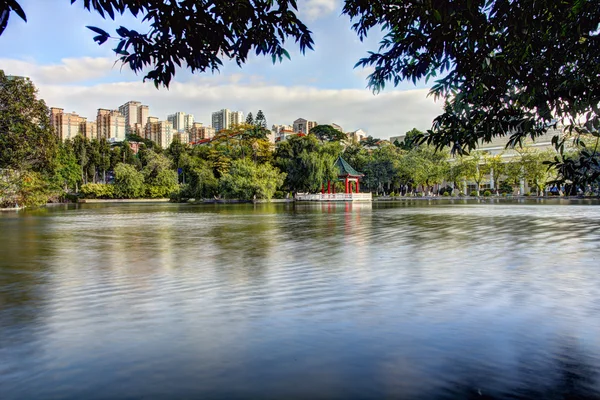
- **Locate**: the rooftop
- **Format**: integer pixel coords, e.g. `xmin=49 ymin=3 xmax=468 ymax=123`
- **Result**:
xmin=334 ymin=156 xmax=363 ymax=177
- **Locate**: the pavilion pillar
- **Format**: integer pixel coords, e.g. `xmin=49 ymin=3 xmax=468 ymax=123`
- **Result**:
xmin=345 ymin=177 xmax=349 ymax=194
xmin=327 ymin=180 xmax=331 ymax=194
xmin=356 ymin=179 xmax=360 ymax=193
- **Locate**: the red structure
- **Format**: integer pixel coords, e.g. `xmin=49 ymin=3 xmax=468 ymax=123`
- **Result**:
xmin=324 ymin=156 xmax=364 ymax=194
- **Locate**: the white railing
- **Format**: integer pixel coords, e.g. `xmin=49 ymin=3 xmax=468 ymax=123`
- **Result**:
xmin=296 ymin=193 xmax=372 ymax=201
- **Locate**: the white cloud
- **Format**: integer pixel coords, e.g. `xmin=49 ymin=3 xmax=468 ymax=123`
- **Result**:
xmin=37 ymin=81 xmax=441 ymax=138
xmin=2 ymin=57 xmax=443 ymax=138
xmin=0 ymin=57 xmax=117 ymax=84
xmin=299 ymin=0 xmax=339 ymax=21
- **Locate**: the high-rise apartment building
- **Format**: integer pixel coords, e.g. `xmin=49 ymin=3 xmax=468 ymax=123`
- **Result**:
xmin=172 ymin=132 xmax=189 ymax=144
xmin=211 ymin=109 xmax=244 ymax=132
xmin=145 ymin=116 xmax=159 ymax=140
xmin=118 ymin=101 xmax=150 ymax=135
xmin=145 ymin=120 xmax=173 ymax=148
xmin=97 ymin=109 xmax=126 ymax=142
xmin=293 ymin=118 xmax=318 ymax=134
xmin=80 ymin=121 xmax=97 ymax=140
xmin=184 ymin=114 xmax=194 ymax=131
xmin=167 ymin=112 xmax=195 ymax=133
xmin=49 ymin=107 xmax=86 ymax=141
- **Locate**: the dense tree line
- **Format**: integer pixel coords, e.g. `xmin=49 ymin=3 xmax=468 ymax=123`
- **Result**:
xmin=2 ymin=74 xmax=597 ymax=208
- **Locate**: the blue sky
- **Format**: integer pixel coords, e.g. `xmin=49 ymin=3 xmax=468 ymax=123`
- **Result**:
xmin=0 ymin=0 xmax=442 ymax=138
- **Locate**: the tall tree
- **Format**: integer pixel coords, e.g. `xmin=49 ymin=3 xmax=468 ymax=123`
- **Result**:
xmin=255 ymin=110 xmax=267 ymax=129
xmin=54 ymin=140 xmax=81 ymax=192
xmin=245 ymin=112 xmax=254 ymax=126
xmin=0 ymin=71 xmax=57 ymax=172
xmin=394 ymin=128 xmax=423 ymax=151
xmin=361 ymin=136 xmax=381 ymax=148
xmin=275 ymin=135 xmax=339 ymax=193
xmin=219 ymin=159 xmax=285 ymax=200
xmin=98 ymin=138 xmax=112 ymax=183
xmin=309 ymin=125 xmax=346 ymax=142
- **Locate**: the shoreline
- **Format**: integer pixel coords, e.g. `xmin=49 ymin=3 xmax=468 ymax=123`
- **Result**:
xmin=372 ymin=195 xmax=598 ymax=201
xmin=77 ymin=198 xmax=171 ymax=203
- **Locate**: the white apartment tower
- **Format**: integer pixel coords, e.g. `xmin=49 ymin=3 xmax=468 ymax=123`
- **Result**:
xmin=211 ymin=109 xmax=244 ymax=132
xmin=167 ymin=112 xmax=195 ymax=133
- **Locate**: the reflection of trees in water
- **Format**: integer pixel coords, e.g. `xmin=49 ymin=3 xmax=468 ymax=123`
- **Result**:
xmin=208 ymin=210 xmax=279 ymax=281
xmin=0 ymin=217 xmax=50 ymax=359
xmin=436 ymin=336 xmax=600 ymax=399
xmin=510 ymin=337 xmax=599 ymax=399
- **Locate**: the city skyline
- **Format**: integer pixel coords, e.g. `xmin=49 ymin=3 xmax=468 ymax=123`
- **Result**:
xmin=0 ymin=0 xmax=443 ymax=140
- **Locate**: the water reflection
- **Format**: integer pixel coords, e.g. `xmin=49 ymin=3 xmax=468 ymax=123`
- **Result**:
xmin=1 ymin=200 xmax=600 ymax=399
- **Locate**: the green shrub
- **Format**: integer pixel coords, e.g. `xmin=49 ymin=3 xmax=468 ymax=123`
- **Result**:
xmin=483 ymin=190 xmax=492 ymax=197
xmin=470 ymin=190 xmax=478 ymax=197
xmin=80 ymin=183 xmax=114 ymax=199
xmin=60 ymin=192 xmax=80 ymax=203
xmin=273 ymin=190 xmax=285 ymax=199
xmin=114 ymin=163 xmax=145 ymax=198
xmin=416 ymin=192 xmax=424 ymax=197
xmin=499 ymin=181 xmax=512 ymax=194
xmin=219 ymin=159 xmax=285 ymax=200
xmin=389 ymin=191 xmax=395 ymax=197
xmin=442 ymin=191 xmax=450 ymax=197
xmin=438 ymin=186 xmax=453 ymax=196
xmin=524 ymin=192 xmax=531 ymax=196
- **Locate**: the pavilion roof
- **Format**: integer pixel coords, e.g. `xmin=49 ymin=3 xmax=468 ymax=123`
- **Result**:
xmin=334 ymin=156 xmax=363 ymax=177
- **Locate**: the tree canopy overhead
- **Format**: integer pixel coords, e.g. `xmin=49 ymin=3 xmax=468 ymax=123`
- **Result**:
xmin=344 ymin=0 xmax=600 ymax=184
xmin=1 ymin=0 xmax=313 ymax=88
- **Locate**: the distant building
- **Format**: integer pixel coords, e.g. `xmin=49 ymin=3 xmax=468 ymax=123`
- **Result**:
xmin=330 ymin=123 xmax=343 ymax=132
xmin=167 ymin=112 xmax=195 ymax=133
xmin=271 ymin=124 xmax=293 ymax=133
xmin=293 ymin=118 xmax=318 ymax=134
xmin=49 ymin=107 xmax=86 ymax=141
xmin=80 ymin=121 xmax=97 ymax=140
xmin=97 ymin=109 xmax=126 ymax=142
xmin=172 ymin=132 xmax=189 ymax=145
xmin=348 ymin=129 xmax=367 ymax=143
xmin=146 ymin=120 xmax=173 ymax=148
xmin=274 ymin=129 xmax=299 ymax=143
xmin=212 ymin=109 xmax=244 ymax=132
xmin=189 ymin=123 xmax=216 ymax=143
xmin=118 ymin=101 xmax=150 ymax=136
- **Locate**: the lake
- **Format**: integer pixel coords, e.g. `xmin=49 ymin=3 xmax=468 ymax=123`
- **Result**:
xmin=1 ymin=199 xmax=600 ymax=399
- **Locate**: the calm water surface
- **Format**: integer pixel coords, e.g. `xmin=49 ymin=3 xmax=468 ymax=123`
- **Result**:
xmin=1 ymin=200 xmax=600 ymax=399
